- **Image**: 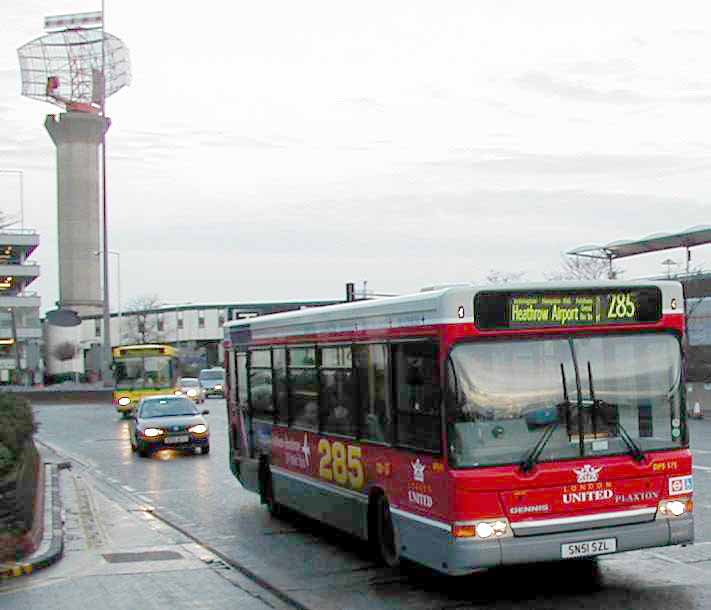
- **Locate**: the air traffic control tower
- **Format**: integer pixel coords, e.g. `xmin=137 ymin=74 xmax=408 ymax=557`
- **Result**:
xmin=18 ymin=11 xmax=130 ymax=317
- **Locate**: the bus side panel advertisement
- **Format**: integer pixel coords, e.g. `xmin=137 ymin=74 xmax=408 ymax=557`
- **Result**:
xmin=270 ymin=428 xmax=449 ymax=521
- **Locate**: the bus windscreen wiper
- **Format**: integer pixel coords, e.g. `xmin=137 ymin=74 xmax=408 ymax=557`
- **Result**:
xmin=587 ymin=362 xmax=645 ymax=463
xmin=520 ymin=364 xmax=571 ymax=474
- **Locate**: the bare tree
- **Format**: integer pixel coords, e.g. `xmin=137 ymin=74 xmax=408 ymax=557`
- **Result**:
xmin=546 ymin=255 xmax=623 ymax=281
xmin=124 ymin=294 xmax=164 ymax=344
xmin=483 ymin=270 xmax=526 ymax=284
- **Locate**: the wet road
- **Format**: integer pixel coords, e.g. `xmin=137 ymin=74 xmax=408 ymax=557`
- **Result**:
xmin=30 ymin=400 xmax=711 ymax=609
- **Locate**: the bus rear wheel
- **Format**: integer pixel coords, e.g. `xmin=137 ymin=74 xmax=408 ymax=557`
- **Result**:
xmin=372 ymin=494 xmax=400 ymax=568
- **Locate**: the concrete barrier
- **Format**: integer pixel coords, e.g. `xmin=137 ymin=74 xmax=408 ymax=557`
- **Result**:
xmin=8 ymin=390 xmax=113 ymax=405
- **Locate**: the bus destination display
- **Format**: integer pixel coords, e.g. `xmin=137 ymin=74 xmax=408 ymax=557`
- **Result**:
xmin=474 ymin=288 xmax=662 ymax=330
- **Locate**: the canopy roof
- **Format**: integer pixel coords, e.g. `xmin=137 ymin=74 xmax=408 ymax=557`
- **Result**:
xmin=568 ymin=225 xmax=711 ymax=260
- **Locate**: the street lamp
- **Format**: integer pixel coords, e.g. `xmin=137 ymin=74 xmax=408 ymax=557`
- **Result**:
xmin=94 ymin=250 xmax=121 ymax=344
xmin=661 ymin=258 xmax=678 ymax=279
xmin=0 ymin=169 xmax=24 ymax=229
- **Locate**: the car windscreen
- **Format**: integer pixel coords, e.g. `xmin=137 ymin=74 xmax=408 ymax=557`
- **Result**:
xmin=115 ymin=356 xmax=173 ymax=389
xmin=200 ymin=371 xmax=224 ymax=380
xmin=179 ymin=379 xmax=199 ymax=386
xmin=140 ymin=398 xmax=198 ymax=418
xmin=447 ymin=332 xmax=683 ymax=468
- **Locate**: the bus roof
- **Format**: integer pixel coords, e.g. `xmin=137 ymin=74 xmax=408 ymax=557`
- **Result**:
xmin=223 ymin=280 xmax=684 ymax=340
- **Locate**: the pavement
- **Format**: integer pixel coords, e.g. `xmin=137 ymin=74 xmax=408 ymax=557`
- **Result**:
xmin=0 ymin=444 xmax=294 ymax=610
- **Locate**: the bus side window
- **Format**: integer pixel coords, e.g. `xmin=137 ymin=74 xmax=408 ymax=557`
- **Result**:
xmin=321 ymin=345 xmax=356 ymax=437
xmin=236 ymin=352 xmax=248 ymax=407
xmin=249 ymin=349 xmax=275 ymax=420
xmin=227 ymin=348 xmax=237 ymax=408
xmin=273 ymin=348 xmax=288 ymax=423
xmin=354 ymin=344 xmax=391 ymax=444
xmin=393 ymin=342 xmax=441 ymax=452
xmin=289 ymin=346 xmax=319 ymax=430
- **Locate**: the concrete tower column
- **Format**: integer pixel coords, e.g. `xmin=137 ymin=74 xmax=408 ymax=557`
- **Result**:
xmin=45 ymin=111 xmax=110 ymax=317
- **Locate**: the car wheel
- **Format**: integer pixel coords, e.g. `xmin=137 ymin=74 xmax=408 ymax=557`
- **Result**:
xmin=203 ymin=444 xmax=210 ymax=455
xmin=138 ymin=445 xmax=149 ymax=458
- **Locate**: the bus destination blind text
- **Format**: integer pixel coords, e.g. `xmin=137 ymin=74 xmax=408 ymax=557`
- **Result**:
xmin=509 ymin=293 xmax=639 ymax=328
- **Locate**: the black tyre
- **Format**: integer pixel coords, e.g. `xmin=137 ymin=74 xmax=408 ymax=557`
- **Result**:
xmin=262 ymin=467 xmax=283 ymax=517
xmin=203 ymin=444 xmax=210 ymax=455
xmin=138 ymin=445 xmax=149 ymax=458
xmin=373 ymin=494 xmax=400 ymax=567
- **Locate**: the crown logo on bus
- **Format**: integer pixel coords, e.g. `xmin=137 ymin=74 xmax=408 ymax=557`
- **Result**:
xmin=412 ymin=459 xmax=425 ymax=483
xmin=573 ymin=464 xmax=602 ymax=484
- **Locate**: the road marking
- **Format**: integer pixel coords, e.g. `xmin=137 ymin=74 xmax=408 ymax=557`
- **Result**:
xmin=693 ymin=465 xmax=711 ymax=471
xmin=693 ymin=449 xmax=711 ymax=454
xmin=122 ymin=485 xmax=136 ymax=492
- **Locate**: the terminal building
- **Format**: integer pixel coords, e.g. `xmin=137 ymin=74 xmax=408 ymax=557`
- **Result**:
xmin=0 ymin=229 xmax=41 ymax=385
xmin=44 ymin=299 xmax=340 ymax=382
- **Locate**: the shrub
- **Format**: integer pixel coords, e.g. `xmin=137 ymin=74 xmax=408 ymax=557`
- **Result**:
xmin=0 ymin=393 xmax=34 ymax=477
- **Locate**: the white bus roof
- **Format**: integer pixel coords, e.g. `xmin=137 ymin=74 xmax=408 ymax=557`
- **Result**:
xmin=223 ymin=281 xmax=683 ymax=340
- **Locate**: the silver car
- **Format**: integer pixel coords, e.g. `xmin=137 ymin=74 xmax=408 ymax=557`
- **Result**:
xmin=199 ymin=368 xmax=225 ymax=398
xmin=129 ymin=395 xmax=210 ymax=457
xmin=175 ymin=377 xmax=206 ymax=404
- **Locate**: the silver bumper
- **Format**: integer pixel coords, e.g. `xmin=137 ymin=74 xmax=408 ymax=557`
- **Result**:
xmin=445 ymin=515 xmax=693 ymax=576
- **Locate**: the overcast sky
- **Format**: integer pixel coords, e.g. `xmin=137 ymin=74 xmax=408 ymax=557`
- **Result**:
xmin=2 ymin=1 xmax=711 ymax=313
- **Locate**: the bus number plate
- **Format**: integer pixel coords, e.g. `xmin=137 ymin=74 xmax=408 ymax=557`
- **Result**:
xmin=561 ymin=537 xmax=616 ymax=559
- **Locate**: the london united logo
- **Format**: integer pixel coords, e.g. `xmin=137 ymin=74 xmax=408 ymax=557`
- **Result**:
xmin=573 ymin=464 xmax=603 ymax=484
xmin=411 ymin=458 xmax=425 ymax=483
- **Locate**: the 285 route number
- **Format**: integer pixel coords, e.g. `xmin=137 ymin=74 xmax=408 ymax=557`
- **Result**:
xmin=318 ymin=439 xmax=365 ymax=490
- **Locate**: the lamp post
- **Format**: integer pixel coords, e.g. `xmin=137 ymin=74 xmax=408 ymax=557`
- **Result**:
xmin=0 ymin=169 xmax=24 ymax=229
xmin=94 ymin=249 xmax=121 ymax=343
xmin=661 ymin=258 xmax=678 ymax=279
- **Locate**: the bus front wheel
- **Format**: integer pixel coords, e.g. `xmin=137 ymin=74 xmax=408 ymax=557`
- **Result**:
xmin=372 ymin=494 xmax=400 ymax=568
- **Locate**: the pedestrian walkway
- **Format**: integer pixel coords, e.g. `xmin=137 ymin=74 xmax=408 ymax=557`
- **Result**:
xmin=0 ymin=460 xmax=292 ymax=610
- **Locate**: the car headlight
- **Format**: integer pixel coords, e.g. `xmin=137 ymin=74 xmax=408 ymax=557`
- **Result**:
xmin=657 ymin=498 xmax=692 ymax=518
xmin=142 ymin=428 xmax=164 ymax=438
xmin=118 ymin=397 xmax=131 ymax=406
xmin=186 ymin=388 xmax=197 ymax=397
xmin=452 ymin=519 xmax=511 ymax=539
xmin=214 ymin=384 xmax=223 ymax=391
xmin=174 ymin=390 xmax=182 ymax=396
xmin=189 ymin=424 xmax=208 ymax=434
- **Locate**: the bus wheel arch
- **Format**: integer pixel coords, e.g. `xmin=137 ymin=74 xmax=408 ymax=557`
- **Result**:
xmin=368 ymin=488 xmax=401 ymax=568
xmin=259 ymin=457 xmax=282 ymax=517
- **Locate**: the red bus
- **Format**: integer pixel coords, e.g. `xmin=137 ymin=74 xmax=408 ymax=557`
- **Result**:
xmin=223 ymin=281 xmax=693 ymax=575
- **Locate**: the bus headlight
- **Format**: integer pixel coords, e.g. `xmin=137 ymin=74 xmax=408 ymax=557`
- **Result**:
xmin=118 ymin=397 xmax=131 ymax=406
xmin=142 ymin=428 xmax=164 ymax=438
xmin=657 ymin=498 xmax=692 ymax=518
xmin=453 ymin=519 xmax=511 ymax=539
xmin=189 ymin=424 xmax=208 ymax=434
